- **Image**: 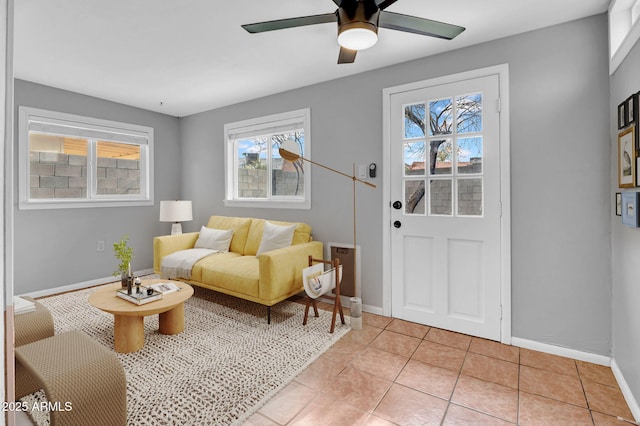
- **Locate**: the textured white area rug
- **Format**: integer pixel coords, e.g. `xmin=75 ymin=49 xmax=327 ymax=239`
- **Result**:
xmin=21 ymin=281 xmax=349 ymax=425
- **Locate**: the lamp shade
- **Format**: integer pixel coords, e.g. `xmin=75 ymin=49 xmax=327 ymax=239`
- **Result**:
xmin=159 ymin=200 xmax=193 ymax=222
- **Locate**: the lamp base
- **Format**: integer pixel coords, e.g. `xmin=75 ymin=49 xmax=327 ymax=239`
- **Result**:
xmin=170 ymin=223 xmax=183 ymax=235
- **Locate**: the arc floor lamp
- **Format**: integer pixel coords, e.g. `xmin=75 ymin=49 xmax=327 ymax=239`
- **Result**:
xmin=279 ymin=139 xmax=376 ymax=300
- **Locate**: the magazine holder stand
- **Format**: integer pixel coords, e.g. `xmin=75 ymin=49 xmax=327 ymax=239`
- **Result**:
xmin=303 ymin=256 xmax=345 ymax=333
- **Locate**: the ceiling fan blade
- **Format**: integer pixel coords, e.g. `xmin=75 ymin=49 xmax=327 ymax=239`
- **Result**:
xmin=379 ymin=11 xmax=465 ymax=40
xmin=338 ymin=46 xmax=357 ymax=64
xmin=375 ymin=0 xmax=398 ymax=10
xmin=242 ymin=13 xmax=336 ymax=33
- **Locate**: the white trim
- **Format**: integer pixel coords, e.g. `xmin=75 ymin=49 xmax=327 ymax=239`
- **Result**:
xmin=381 ymin=64 xmax=512 ymax=344
xmin=612 ymin=358 xmax=640 ymax=421
xmin=610 ymin=0 xmax=640 ymax=74
xmin=18 ymin=106 xmax=154 ymax=210
xmin=511 ymin=337 xmax=611 ymax=366
xmin=2 ymin=0 xmax=13 ymax=411
xmin=20 ymin=268 xmax=154 ymax=299
xmin=223 ymin=108 xmax=311 ymax=210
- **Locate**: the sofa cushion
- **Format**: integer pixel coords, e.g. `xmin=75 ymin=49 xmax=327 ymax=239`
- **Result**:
xmin=194 ymin=227 xmax=233 ymax=251
xmin=206 ymin=216 xmax=252 ymax=254
xmin=201 ymin=256 xmax=260 ymax=298
xmin=190 ymin=252 xmax=242 ymax=282
xmin=256 ymin=222 xmax=296 ymax=256
xmin=244 ymin=219 xmax=312 ymax=256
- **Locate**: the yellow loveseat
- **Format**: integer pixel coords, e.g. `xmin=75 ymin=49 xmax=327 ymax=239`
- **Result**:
xmin=153 ymin=216 xmax=323 ymax=322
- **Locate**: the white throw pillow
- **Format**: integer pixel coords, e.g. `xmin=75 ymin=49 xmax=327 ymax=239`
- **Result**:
xmin=194 ymin=227 xmax=234 ymax=252
xmin=256 ymin=222 xmax=296 ymax=256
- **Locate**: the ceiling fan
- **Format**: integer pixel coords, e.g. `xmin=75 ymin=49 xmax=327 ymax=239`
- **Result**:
xmin=241 ymin=0 xmax=465 ymax=64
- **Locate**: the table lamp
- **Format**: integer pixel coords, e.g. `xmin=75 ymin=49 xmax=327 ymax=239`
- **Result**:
xmin=159 ymin=200 xmax=193 ymax=235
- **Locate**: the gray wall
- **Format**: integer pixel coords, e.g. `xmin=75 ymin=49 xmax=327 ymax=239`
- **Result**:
xmin=610 ymin=38 xmax=640 ymax=410
xmin=180 ymin=15 xmax=612 ymax=355
xmin=13 ymin=79 xmax=181 ymax=293
xmin=12 ymin=14 xmax=614 ymax=359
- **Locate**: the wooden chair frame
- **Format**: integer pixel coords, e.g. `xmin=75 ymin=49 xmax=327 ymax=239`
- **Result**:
xmin=303 ymin=256 xmax=345 ymax=333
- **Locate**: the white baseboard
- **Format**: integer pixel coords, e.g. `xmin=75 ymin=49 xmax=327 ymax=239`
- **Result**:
xmin=315 ymin=294 xmax=384 ymax=317
xmin=511 ymin=337 xmax=611 ymax=366
xmin=362 ymin=303 xmax=383 ymax=316
xmin=19 ymin=268 xmax=155 ymax=299
xmin=612 ymin=359 xmax=640 ymax=422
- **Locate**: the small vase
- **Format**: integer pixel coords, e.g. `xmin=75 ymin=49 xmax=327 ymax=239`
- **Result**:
xmin=121 ymin=272 xmax=129 ymax=289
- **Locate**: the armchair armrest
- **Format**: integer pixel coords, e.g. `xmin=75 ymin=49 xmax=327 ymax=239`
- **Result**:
xmin=153 ymin=232 xmax=199 ymax=273
xmin=258 ymin=241 xmax=323 ymax=302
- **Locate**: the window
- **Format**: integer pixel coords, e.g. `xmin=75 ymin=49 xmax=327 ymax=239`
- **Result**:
xmin=402 ymin=92 xmax=483 ymax=217
xmin=610 ymin=0 xmax=640 ymax=74
xmin=19 ymin=106 xmax=153 ymax=210
xmin=224 ymin=108 xmax=311 ymax=209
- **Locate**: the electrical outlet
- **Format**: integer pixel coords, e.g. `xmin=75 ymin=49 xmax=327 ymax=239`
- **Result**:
xmin=96 ymin=240 xmax=105 ymax=252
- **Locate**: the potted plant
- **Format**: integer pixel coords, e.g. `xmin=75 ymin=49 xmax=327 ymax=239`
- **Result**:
xmin=113 ymin=235 xmax=134 ymax=288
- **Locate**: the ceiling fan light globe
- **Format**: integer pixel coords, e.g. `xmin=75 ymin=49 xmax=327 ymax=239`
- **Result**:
xmin=338 ymin=27 xmax=378 ymax=50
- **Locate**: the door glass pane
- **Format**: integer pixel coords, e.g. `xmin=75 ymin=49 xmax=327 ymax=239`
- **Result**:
xmin=236 ymin=137 xmax=268 ymax=199
xmin=458 ymin=178 xmax=482 ymax=216
xmin=29 ymin=134 xmax=88 ymax=199
xmin=430 ymin=139 xmax=452 ymax=175
xmin=457 ymin=137 xmax=483 ymax=174
xmin=404 ymin=180 xmax=425 ymax=215
xmin=429 ymin=98 xmax=453 ymax=136
xmin=271 ymin=132 xmax=305 ymax=197
xmin=430 ymin=179 xmax=452 ymax=215
xmin=404 ymin=103 xmax=425 ymax=138
xmin=404 ymin=142 xmax=425 ymax=176
xmin=456 ymin=93 xmax=482 ymax=134
xmin=96 ymin=141 xmax=141 ymax=195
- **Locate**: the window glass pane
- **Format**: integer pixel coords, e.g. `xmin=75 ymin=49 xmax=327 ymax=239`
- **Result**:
xmin=431 ymin=139 xmax=452 ymax=175
xmin=271 ymin=132 xmax=305 ymax=197
xmin=430 ymin=179 xmax=452 ymax=215
xmin=458 ymin=178 xmax=483 ymax=216
xmin=97 ymin=141 xmax=141 ymax=195
xmin=236 ymin=137 xmax=268 ymax=199
xmin=428 ymin=98 xmax=453 ymax=136
xmin=404 ymin=180 xmax=425 ymax=215
xmin=29 ymin=133 xmax=88 ymax=199
xmin=404 ymin=103 xmax=425 ymax=138
xmin=457 ymin=137 xmax=483 ymax=174
xmin=456 ymin=93 xmax=482 ymax=134
xmin=404 ymin=142 xmax=425 ymax=176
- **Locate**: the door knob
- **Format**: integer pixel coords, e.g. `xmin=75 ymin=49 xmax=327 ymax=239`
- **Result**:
xmin=393 ymin=201 xmax=402 ymax=210
xmin=393 ymin=220 xmax=402 ymax=229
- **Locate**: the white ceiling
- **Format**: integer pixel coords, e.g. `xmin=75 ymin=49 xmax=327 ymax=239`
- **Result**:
xmin=13 ymin=0 xmax=610 ymax=117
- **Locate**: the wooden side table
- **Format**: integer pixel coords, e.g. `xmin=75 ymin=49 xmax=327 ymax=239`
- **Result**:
xmin=88 ymin=280 xmax=193 ymax=353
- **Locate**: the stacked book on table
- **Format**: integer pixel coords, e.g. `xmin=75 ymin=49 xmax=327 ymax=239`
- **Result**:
xmin=116 ymin=287 xmax=162 ymax=305
xmin=115 ymin=282 xmax=180 ymax=305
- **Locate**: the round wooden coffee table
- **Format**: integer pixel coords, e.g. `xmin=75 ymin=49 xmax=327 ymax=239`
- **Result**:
xmin=88 ymin=279 xmax=193 ymax=353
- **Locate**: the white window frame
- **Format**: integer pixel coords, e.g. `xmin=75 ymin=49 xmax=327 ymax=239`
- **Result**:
xmin=224 ymin=108 xmax=311 ymax=209
xmin=610 ymin=0 xmax=640 ymax=74
xmin=18 ymin=106 xmax=154 ymax=210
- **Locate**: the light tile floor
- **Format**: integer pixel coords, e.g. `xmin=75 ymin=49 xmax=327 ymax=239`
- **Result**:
xmin=246 ymin=305 xmax=635 ymax=425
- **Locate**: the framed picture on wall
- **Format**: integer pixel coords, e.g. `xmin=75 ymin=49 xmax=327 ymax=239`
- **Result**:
xmin=616 ymin=192 xmax=622 ymax=216
xmin=619 ymin=101 xmax=627 ymax=129
xmin=622 ymin=192 xmax=640 ymax=227
xmin=627 ymin=94 xmax=638 ymax=126
xmin=618 ymin=126 xmax=636 ymax=188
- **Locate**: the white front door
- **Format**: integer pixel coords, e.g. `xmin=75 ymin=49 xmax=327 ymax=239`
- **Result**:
xmin=387 ymin=69 xmax=506 ymax=341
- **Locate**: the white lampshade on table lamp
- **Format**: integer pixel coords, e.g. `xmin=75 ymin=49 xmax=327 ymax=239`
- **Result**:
xmin=159 ymin=200 xmax=193 ymax=235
